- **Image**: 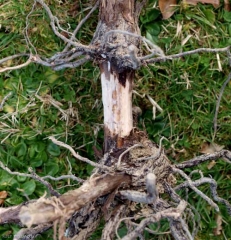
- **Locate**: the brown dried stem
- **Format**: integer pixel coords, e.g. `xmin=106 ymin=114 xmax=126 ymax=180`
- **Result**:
xmin=48 ymin=136 xmax=111 ymax=171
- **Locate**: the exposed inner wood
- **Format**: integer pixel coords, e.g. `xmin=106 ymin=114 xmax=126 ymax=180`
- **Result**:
xmin=100 ymin=62 xmax=134 ymax=151
xmin=93 ymin=0 xmax=140 ymax=150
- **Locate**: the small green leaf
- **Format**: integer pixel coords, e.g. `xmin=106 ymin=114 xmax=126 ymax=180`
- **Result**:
xmin=30 ymin=158 xmax=43 ymax=168
xmin=224 ymin=11 xmax=231 ymax=22
xmin=9 ymin=156 xmax=24 ymax=168
xmin=192 ymin=123 xmax=199 ymax=130
xmin=145 ymin=23 xmax=161 ymax=36
xmin=146 ymin=32 xmax=158 ymax=44
xmin=28 ymin=146 xmax=36 ymax=158
xmin=47 ymin=142 xmax=61 ymax=156
xmin=16 ymin=175 xmax=27 ymax=183
xmin=87 ymin=164 xmax=94 ymax=175
xmin=44 ymin=162 xmax=59 ymax=176
xmin=15 ymin=142 xmax=27 ymax=157
xmin=11 ymin=225 xmax=21 ymax=236
xmin=40 ymin=106 xmax=46 ymax=115
xmin=44 ymin=69 xmax=59 ymax=83
xmin=202 ymin=9 xmax=215 ymax=24
xmin=21 ymin=180 xmax=36 ymax=196
xmin=140 ymin=9 xmax=160 ymax=24
xmin=34 ymin=185 xmax=47 ymax=196
xmin=181 ymin=90 xmax=193 ymax=101
xmin=30 ymin=151 xmax=47 ymax=167
xmin=6 ymin=195 xmax=24 ymax=205
xmin=35 ymin=142 xmax=46 ymax=152
xmin=229 ymin=24 xmax=231 ymax=36
xmin=193 ymin=15 xmax=216 ymax=29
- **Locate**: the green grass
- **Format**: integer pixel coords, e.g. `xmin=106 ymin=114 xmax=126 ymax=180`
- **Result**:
xmin=1 ymin=0 xmax=231 ymax=239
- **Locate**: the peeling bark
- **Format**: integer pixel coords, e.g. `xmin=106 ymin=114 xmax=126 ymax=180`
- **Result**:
xmin=100 ymin=62 xmax=134 ymax=150
xmin=18 ymin=173 xmax=131 ymax=228
xmin=93 ymin=0 xmax=140 ymax=151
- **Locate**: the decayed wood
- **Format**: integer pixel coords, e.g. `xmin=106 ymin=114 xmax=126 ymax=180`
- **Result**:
xmin=1 ymin=137 xmax=231 ymax=239
xmin=100 ymin=62 xmax=134 ymax=150
xmin=92 ymin=0 xmax=140 ymax=151
xmin=68 ymin=203 xmax=102 ymax=239
xmin=18 ymin=173 xmax=131 ymax=228
xmin=0 ymin=205 xmax=22 ymax=224
xmin=101 ymin=204 xmax=127 ymax=240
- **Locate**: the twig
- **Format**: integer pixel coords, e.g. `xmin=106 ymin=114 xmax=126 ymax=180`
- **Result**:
xmin=0 ymin=92 xmax=12 ymax=111
xmin=174 ymin=177 xmax=231 ymax=215
xmin=0 ymin=57 xmax=32 ymax=73
xmin=144 ymin=46 xmax=230 ymax=63
xmin=28 ymin=168 xmax=60 ymax=197
xmin=29 ymin=54 xmax=89 ymax=70
xmin=63 ymin=1 xmax=99 ymax=52
xmin=48 ymin=136 xmax=111 ymax=171
xmin=172 ymin=167 xmax=220 ymax=212
xmin=35 ymin=93 xmax=68 ymax=121
xmin=30 ymin=55 xmax=54 ymax=67
xmin=175 ymin=150 xmax=231 ymax=169
xmin=189 ymin=169 xmax=204 ymax=179
xmin=51 ymin=51 xmax=83 ymax=63
xmin=102 ymin=204 xmax=126 ymax=239
xmin=35 ymin=0 xmax=96 ymax=55
xmin=169 ymin=218 xmax=192 ymax=240
xmin=115 ymin=216 xmax=135 ymax=240
xmin=48 ymin=50 xmax=77 ymax=62
xmin=213 ymin=72 xmax=231 ymax=137
xmin=14 ymin=223 xmax=52 ymax=240
xmin=164 ymin=182 xmax=200 ymax=238
xmin=0 ymin=54 xmax=30 ymax=65
xmin=0 ymin=160 xmax=83 ymax=194
xmin=227 ymin=48 xmax=231 ymax=66
xmin=120 ymin=173 xmax=158 ymax=204
xmin=24 ymin=0 xmax=38 ymax=55
xmin=130 ymin=221 xmax=171 ymax=235
xmin=42 ymin=175 xmax=83 ymax=182
xmin=0 ymin=160 xmax=60 ymax=196
xmin=147 ymin=94 xmax=163 ymax=119
xmin=120 ymin=200 xmax=187 ymax=240
xmin=53 ymin=56 xmax=90 ymax=71
xmin=132 ymin=91 xmax=163 ymax=120
xmin=179 ymin=218 xmax=194 ymax=240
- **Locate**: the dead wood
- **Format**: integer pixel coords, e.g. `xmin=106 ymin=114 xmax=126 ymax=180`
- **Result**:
xmin=1 ymin=133 xmax=231 ymax=239
xmin=18 ymin=173 xmax=131 ymax=228
xmin=1 ymin=0 xmax=231 ymax=239
xmin=0 ymin=205 xmax=22 ymax=224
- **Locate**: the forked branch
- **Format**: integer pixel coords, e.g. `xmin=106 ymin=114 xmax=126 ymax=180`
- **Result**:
xmin=120 ymin=200 xmax=187 ymax=240
xmin=175 ymin=150 xmax=231 ymax=169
